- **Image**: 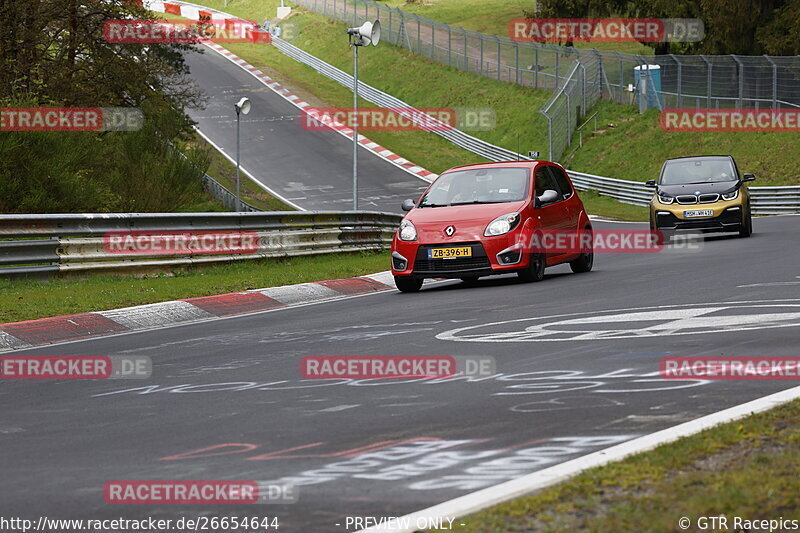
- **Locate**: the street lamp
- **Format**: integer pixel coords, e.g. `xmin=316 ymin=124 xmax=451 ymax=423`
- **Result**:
xmin=345 ymin=20 xmax=381 ymax=210
xmin=234 ymin=97 xmax=251 ymax=212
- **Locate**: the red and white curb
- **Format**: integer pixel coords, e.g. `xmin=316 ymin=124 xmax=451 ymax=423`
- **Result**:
xmin=0 ymin=271 xmax=398 ymax=351
xmin=147 ymin=0 xmax=437 ymax=184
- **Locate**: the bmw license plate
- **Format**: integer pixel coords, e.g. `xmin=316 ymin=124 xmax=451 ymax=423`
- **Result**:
xmin=683 ymin=209 xmax=714 ymax=218
xmin=428 ymin=247 xmax=472 ymax=259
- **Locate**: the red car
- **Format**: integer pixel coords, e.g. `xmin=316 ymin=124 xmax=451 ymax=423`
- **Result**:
xmin=391 ymin=161 xmax=593 ymax=292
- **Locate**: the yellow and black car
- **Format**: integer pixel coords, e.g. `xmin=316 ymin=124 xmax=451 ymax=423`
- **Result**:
xmin=646 ymin=155 xmax=754 ymax=238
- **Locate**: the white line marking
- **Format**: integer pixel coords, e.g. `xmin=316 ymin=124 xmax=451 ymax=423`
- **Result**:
xmin=738 ymin=281 xmax=800 ymax=288
xmin=193 ymin=127 xmax=305 ymax=211
xmin=319 ymin=404 xmax=360 ymax=412
xmin=356 ymin=384 xmax=800 ymax=533
xmin=197 ymin=42 xmax=435 ymax=184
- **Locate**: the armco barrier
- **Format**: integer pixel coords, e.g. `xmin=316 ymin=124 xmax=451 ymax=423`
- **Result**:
xmin=567 ymin=170 xmax=800 ymax=215
xmin=0 ymin=212 xmax=401 ymax=277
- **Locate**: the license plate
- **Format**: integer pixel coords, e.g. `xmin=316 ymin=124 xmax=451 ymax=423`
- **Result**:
xmin=684 ymin=209 xmax=714 ymax=218
xmin=428 ymin=247 xmax=472 ymax=259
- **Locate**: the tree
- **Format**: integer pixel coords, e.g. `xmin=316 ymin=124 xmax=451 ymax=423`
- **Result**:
xmin=0 ymin=0 xmax=203 ymax=110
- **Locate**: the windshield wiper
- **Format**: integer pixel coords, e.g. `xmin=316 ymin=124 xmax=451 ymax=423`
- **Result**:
xmin=449 ymin=200 xmax=506 ymax=205
xmin=418 ymin=203 xmax=448 ymax=208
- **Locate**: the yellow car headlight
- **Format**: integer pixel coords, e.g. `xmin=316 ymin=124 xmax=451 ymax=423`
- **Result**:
xmin=721 ymin=190 xmax=739 ymax=201
xmin=658 ymin=193 xmax=674 ymax=205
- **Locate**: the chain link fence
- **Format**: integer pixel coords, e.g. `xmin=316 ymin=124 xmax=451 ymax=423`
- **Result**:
xmin=297 ymin=0 xmax=800 ymax=108
xmin=294 ymin=0 xmax=800 ymax=161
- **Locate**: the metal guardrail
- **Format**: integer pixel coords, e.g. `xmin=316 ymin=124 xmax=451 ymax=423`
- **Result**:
xmin=0 ymin=212 xmax=401 ymax=277
xmin=271 ymin=36 xmax=526 ymax=163
xmin=567 ymin=170 xmax=800 ymax=215
xmin=294 ymin=0 xmax=800 ymax=110
xmin=201 ymin=172 xmax=263 ymax=212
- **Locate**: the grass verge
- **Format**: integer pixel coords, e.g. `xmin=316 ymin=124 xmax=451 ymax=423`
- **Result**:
xmin=435 ymin=398 xmax=800 ymax=532
xmin=0 ymin=251 xmax=388 ymax=323
xmin=182 ymin=132 xmax=297 ymax=211
xmin=579 ymin=189 xmax=648 ymax=221
xmin=568 ymin=101 xmax=800 ymax=186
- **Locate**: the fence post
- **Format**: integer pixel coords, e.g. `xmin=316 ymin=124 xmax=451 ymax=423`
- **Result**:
xmin=515 ymin=43 xmax=519 ymax=84
xmin=448 ymin=25 xmax=451 ymax=67
xmin=554 ymin=46 xmax=560 ymax=89
xmin=417 ymin=16 xmax=421 ymax=55
xmin=534 ymin=47 xmax=539 ymax=88
xmin=566 ymin=92 xmax=572 ymax=145
xmin=670 ymin=54 xmax=682 ymax=108
xmin=464 ymin=29 xmax=468 ymax=72
xmin=431 ymin=21 xmax=436 ymax=60
xmin=732 ymin=55 xmax=744 ymax=107
xmin=701 ymin=55 xmax=711 ymax=109
xmin=580 ymin=63 xmax=586 ymax=115
xmin=592 ymin=49 xmax=604 ymax=97
xmin=764 ymin=55 xmax=777 ymax=109
xmin=496 ymin=36 xmax=501 ymax=80
xmin=480 ymin=34 xmax=484 ymax=75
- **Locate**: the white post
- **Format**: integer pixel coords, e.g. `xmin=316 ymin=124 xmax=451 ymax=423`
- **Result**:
xmin=353 ymin=44 xmax=359 ymax=211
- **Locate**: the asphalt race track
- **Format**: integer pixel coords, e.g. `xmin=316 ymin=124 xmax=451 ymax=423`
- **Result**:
xmin=2 ymin=216 xmax=799 ymax=531
xmin=183 ymin=47 xmax=429 ymax=213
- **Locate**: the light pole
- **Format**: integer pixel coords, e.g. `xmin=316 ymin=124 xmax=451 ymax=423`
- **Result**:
xmin=234 ymin=97 xmax=251 ymax=212
xmin=346 ymin=20 xmax=381 ymax=210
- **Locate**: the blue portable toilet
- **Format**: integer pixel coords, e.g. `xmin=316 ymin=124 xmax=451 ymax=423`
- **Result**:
xmin=633 ymin=64 xmax=662 ymax=110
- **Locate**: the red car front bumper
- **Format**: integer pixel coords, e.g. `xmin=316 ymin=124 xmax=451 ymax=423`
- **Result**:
xmin=391 ymin=233 xmax=530 ymax=279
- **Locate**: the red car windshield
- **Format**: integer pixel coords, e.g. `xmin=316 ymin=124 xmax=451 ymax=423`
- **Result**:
xmin=418 ymin=167 xmax=530 ymax=207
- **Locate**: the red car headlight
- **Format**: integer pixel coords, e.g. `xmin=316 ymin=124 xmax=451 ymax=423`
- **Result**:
xmin=484 ymin=212 xmax=521 ymax=237
xmin=398 ymin=220 xmax=418 ymax=241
